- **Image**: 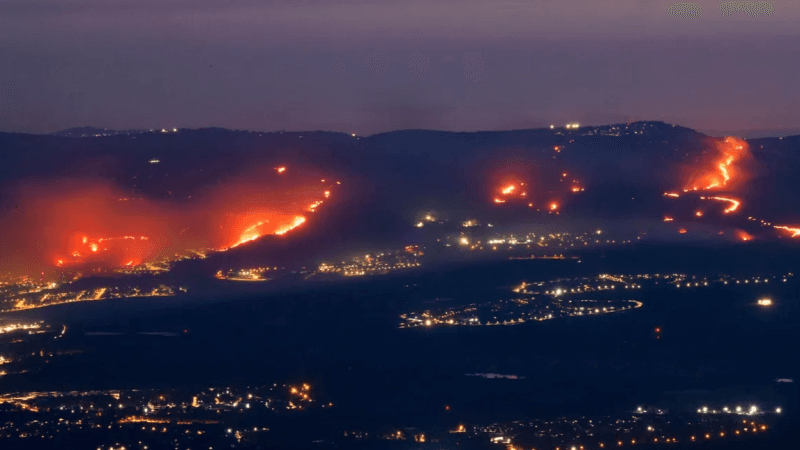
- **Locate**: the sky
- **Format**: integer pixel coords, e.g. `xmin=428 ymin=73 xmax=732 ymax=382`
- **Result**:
xmin=1 ymin=0 xmax=799 ymax=136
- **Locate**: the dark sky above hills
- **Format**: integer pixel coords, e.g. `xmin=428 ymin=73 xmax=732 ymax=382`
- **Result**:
xmin=1 ymin=0 xmax=798 ymax=136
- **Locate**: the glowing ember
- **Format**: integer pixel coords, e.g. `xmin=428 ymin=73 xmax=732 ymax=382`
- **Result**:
xmin=549 ymin=202 xmax=558 ymax=211
xmin=494 ymin=198 xmax=506 ymax=204
xmin=678 ymin=228 xmax=687 ymax=234
xmin=663 ymin=192 xmax=680 ymax=198
xmin=501 ymin=184 xmax=517 ymax=195
xmin=695 ymin=211 xmax=703 ymax=217
xmin=663 ymin=216 xmax=674 ymax=222
xmin=276 ymin=167 xmax=286 ymax=173
xmin=737 ymin=230 xmax=753 ymax=241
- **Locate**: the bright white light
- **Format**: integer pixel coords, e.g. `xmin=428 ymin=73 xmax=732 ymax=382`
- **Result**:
xmin=776 ymin=407 xmax=782 ymax=414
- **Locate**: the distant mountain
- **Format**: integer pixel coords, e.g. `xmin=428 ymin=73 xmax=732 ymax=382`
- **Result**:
xmin=700 ymin=127 xmax=800 ymax=139
xmin=51 ymin=127 xmax=146 ymax=137
xmin=2 ymin=120 xmax=799 ymax=272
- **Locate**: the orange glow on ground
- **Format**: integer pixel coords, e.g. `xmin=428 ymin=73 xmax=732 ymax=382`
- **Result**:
xmin=678 ymin=228 xmax=687 ymax=234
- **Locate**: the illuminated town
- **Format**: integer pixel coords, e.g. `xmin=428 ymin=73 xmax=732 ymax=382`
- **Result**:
xmin=400 ymin=298 xmax=642 ymax=329
xmin=0 ymin=382 xmax=326 ymax=449
xmin=1 ymin=283 xmax=182 ymax=313
xmin=438 ymin=228 xmax=645 ymax=253
xmin=215 ymin=266 xmax=282 ymax=282
xmin=400 ymin=270 xmax=794 ymax=329
xmin=331 ymin=401 xmax=782 ymax=449
xmin=0 ymin=319 xmax=71 ymax=379
xmin=316 ymin=249 xmax=422 ymax=277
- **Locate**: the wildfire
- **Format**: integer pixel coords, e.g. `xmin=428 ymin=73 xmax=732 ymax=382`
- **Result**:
xmin=229 ymin=221 xmax=270 ymax=249
xmin=774 ymin=225 xmax=800 ymax=238
xmin=275 ymin=216 xmax=307 ymax=235
xmin=685 ymin=136 xmax=749 ymax=192
xmin=678 ymin=228 xmax=687 ymax=234
xmin=737 ymin=230 xmax=753 ymax=241
xmin=2 ymin=166 xmax=337 ymax=278
xmin=276 ymin=167 xmax=286 ymax=173
xmin=663 ymin=216 xmax=674 ymax=222
xmin=706 ymin=196 xmax=740 ymax=214
xmin=549 ymin=202 xmax=558 ymax=211
xmin=663 ymin=192 xmax=680 ymax=198
xmin=493 ymin=180 xmax=530 ymax=205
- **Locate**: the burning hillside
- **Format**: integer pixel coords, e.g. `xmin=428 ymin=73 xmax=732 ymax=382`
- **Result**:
xmin=0 ymin=166 xmax=338 ymax=280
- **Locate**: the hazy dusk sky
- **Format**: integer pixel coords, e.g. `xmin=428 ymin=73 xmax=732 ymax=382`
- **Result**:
xmin=1 ymin=0 xmax=798 ymax=136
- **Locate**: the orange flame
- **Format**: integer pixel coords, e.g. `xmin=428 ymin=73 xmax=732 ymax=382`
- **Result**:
xmin=774 ymin=225 xmax=800 ymax=238
xmin=663 ymin=216 xmax=674 ymax=222
xmin=678 ymin=228 xmax=687 ymax=234
xmin=685 ymin=137 xmax=749 ymax=192
xmin=706 ymin=196 xmax=740 ymax=214
xmin=275 ymin=216 xmax=306 ymax=235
